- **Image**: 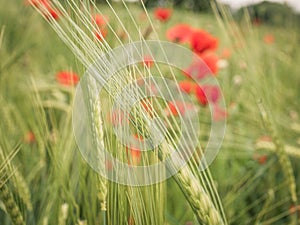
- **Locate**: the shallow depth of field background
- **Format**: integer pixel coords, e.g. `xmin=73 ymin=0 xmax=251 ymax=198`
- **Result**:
xmin=0 ymin=0 xmax=300 ymax=225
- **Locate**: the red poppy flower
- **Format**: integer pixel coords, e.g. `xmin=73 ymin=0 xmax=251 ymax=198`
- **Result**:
xmin=140 ymin=99 xmax=154 ymax=117
xmin=109 ymin=109 xmax=129 ymax=126
xmin=263 ymin=34 xmax=274 ymax=44
xmin=166 ymin=24 xmax=193 ymax=43
xmin=44 ymin=6 xmax=60 ymax=20
xmin=184 ymin=59 xmax=211 ymax=80
xmin=253 ymin=154 xmax=268 ymax=165
xmin=142 ymin=55 xmax=154 ymax=67
xmin=184 ymin=53 xmax=218 ymax=80
xmin=167 ymin=101 xmax=195 ymax=116
xmin=195 ymin=85 xmax=221 ymax=106
xmin=190 ymin=29 xmax=218 ymax=54
xmin=126 ymin=140 xmax=142 ymax=166
xmin=213 ymin=105 xmax=227 ymax=121
xmin=178 ymin=80 xmax=196 ymax=94
xmin=92 ymin=14 xmax=109 ymax=27
xmin=220 ymin=48 xmax=231 ymax=59
xmin=95 ymin=28 xmax=108 ymax=41
xmin=154 ymin=7 xmax=172 ymax=22
xmin=27 ymin=0 xmax=60 ymax=20
xmin=168 ymin=101 xmax=184 ymax=116
xmin=24 ymin=131 xmax=35 ymax=144
xmin=56 ymin=71 xmax=80 ymax=86
xmin=195 ymin=86 xmax=208 ymax=106
xmin=204 ymin=85 xmax=220 ymax=103
xmin=201 ymin=52 xmax=219 ymax=75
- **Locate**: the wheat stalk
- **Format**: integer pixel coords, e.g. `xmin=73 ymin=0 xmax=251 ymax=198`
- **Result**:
xmin=83 ymin=76 xmax=108 ymax=215
xmin=257 ymin=101 xmax=298 ymax=205
xmin=0 ymin=144 xmax=25 ymax=225
xmin=0 ymin=182 xmax=25 ymax=225
xmin=13 ymin=169 xmax=33 ymax=212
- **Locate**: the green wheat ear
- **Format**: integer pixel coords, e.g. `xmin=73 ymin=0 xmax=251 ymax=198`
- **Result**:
xmin=0 ymin=183 xmax=25 ymax=225
xmin=87 ymin=76 xmax=108 ymax=212
xmin=12 ymin=169 xmax=33 ymax=212
xmin=257 ymin=100 xmax=298 ymax=222
xmin=0 ymin=145 xmax=26 ymax=225
xmin=257 ymin=100 xmax=297 ymax=205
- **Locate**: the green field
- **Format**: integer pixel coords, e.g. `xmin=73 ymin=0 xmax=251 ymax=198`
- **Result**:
xmin=0 ymin=1 xmax=300 ymax=225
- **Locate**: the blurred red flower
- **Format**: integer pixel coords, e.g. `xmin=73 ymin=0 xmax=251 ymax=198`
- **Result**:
xmin=109 ymin=110 xmax=130 ymax=127
xmin=201 ymin=52 xmax=219 ymax=75
xmin=253 ymin=154 xmax=268 ymax=165
xmin=220 ymin=48 xmax=231 ymax=59
xmin=184 ymin=61 xmax=208 ymax=80
xmin=203 ymin=85 xmax=220 ymax=103
xmin=212 ymin=105 xmax=227 ymax=121
xmin=26 ymin=0 xmax=60 ymax=20
xmin=195 ymin=85 xmax=220 ymax=106
xmin=184 ymin=53 xmax=218 ymax=80
xmin=178 ymin=80 xmax=196 ymax=94
xmin=126 ymin=134 xmax=143 ymax=166
xmin=142 ymin=55 xmax=154 ymax=67
xmin=190 ymin=29 xmax=218 ymax=54
xmin=92 ymin=14 xmax=109 ymax=27
xmin=167 ymin=101 xmax=195 ymax=116
xmin=140 ymin=99 xmax=154 ymax=117
xmin=92 ymin=14 xmax=108 ymax=41
xmin=56 ymin=71 xmax=79 ymax=86
xmin=95 ymin=28 xmax=108 ymax=41
xmin=126 ymin=147 xmax=142 ymax=166
xmin=44 ymin=6 xmax=60 ymax=20
xmin=24 ymin=131 xmax=35 ymax=144
xmin=154 ymin=7 xmax=172 ymax=22
xmin=166 ymin=24 xmax=193 ymax=43
xmin=263 ymin=34 xmax=275 ymax=44
xmin=195 ymin=85 xmax=208 ymax=106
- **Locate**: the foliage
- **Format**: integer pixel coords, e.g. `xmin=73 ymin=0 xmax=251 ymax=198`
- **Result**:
xmin=235 ymin=1 xmax=300 ymax=27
